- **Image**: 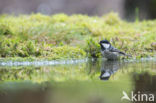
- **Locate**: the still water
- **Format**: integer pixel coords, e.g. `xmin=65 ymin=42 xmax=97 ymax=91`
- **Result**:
xmin=0 ymin=58 xmax=156 ymax=103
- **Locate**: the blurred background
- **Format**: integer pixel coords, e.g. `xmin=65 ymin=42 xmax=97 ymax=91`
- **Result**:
xmin=0 ymin=0 xmax=156 ymax=20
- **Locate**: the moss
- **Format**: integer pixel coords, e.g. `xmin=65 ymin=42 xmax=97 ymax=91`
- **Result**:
xmin=84 ymin=38 xmax=101 ymax=58
xmin=0 ymin=13 xmax=155 ymax=59
xmin=0 ymin=24 xmax=13 ymax=35
xmin=0 ymin=38 xmax=86 ymax=59
xmin=103 ymin=12 xmax=121 ymax=25
xmin=50 ymin=46 xmax=86 ymax=59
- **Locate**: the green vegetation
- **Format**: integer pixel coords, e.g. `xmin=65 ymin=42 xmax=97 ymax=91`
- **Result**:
xmin=0 ymin=13 xmax=155 ymax=59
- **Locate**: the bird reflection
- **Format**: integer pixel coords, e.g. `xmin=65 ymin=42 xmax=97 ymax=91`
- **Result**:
xmin=99 ymin=60 xmax=121 ymax=80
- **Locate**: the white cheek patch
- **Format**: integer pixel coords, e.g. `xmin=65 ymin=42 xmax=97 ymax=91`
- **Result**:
xmin=102 ymin=72 xmax=110 ymax=77
xmin=102 ymin=43 xmax=110 ymax=49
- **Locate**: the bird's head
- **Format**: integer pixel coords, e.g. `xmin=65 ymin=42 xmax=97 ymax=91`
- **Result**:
xmin=99 ymin=40 xmax=111 ymax=50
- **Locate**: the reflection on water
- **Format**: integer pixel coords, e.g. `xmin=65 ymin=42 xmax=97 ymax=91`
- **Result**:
xmin=0 ymin=58 xmax=156 ymax=103
xmin=100 ymin=60 xmax=120 ymax=80
xmin=0 ymin=82 xmax=51 ymax=103
xmin=133 ymin=72 xmax=156 ymax=103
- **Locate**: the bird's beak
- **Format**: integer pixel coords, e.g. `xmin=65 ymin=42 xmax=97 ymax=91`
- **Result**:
xmin=98 ymin=42 xmax=100 ymax=44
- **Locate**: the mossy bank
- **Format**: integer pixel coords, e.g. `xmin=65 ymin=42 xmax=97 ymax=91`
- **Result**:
xmin=0 ymin=13 xmax=155 ymax=60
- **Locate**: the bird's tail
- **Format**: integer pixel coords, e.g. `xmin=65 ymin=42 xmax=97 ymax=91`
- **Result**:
xmin=119 ymin=51 xmax=132 ymax=57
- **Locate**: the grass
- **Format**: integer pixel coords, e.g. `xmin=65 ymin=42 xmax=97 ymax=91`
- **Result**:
xmin=0 ymin=13 xmax=155 ymax=60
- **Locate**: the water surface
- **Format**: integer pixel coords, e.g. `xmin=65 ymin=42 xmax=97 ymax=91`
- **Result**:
xmin=0 ymin=58 xmax=156 ymax=103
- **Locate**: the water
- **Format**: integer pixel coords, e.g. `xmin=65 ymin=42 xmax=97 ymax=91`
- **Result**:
xmin=0 ymin=58 xmax=156 ymax=103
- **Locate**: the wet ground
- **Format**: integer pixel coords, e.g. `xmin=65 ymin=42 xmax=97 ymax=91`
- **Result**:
xmin=0 ymin=58 xmax=156 ymax=103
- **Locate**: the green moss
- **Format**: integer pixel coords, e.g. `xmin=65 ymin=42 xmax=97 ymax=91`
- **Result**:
xmin=0 ymin=13 xmax=155 ymax=59
xmin=0 ymin=25 xmax=13 ymax=36
xmin=84 ymin=38 xmax=101 ymax=58
xmin=0 ymin=38 xmax=86 ymax=59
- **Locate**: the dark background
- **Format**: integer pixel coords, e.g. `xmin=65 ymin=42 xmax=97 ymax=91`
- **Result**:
xmin=0 ymin=0 xmax=156 ymax=20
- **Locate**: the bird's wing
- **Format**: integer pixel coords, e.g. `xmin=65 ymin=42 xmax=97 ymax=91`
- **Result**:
xmin=109 ymin=46 xmax=126 ymax=55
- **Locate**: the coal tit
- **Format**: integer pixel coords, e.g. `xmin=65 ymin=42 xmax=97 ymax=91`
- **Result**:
xmin=99 ymin=40 xmax=127 ymax=60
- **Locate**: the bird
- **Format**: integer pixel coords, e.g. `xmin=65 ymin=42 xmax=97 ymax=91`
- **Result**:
xmin=99 ymin=40 xmax=128 ymax=60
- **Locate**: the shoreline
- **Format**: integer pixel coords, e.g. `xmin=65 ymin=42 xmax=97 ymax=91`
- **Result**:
xmin=0 ymin=57 xmax=155 ymax=66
